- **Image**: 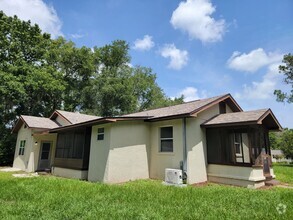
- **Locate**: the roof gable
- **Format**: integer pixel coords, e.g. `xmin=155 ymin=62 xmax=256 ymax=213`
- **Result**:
xmin=12 ymin=115 xmax=60 ymax=133
xmin=125 ymin=93 xmax=242 ymax=121
xmin=202 ymin=109 xmax=282 ymax=130
xmin=50 ymin=110 xmax=100 ymax=124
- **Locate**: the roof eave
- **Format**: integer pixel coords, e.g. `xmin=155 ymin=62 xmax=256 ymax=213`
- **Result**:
xmin=11 ymin=116 xmax=29 ymax=134
xmin=145 ymin=113 xmax=192 ymax=122
xmin=49 ymin=110 xmax=73 ymax=124
xmin=257 ymin=108 xmax=283 ymax=131
xmin=49 ymin=116 xmax=150 ymax=133
xmin=201 ymin=121 xmax=258 ymax=128
xmin=190 ymin=94 xmax=242 ymax=117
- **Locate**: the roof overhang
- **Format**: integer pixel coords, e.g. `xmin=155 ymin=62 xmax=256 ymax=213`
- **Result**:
xmin=201 ymin=109 xmax=282 ymax=131
xmin=49 ymin=110 xmax=72 ymax=124
xmin=11 ymin=117 xmax=25 ymax=133
xmin=49 ymin=116 xmax=150 ymax=133
xmin=12 ymin=116 xmax=48 ymax=133
xmin=145 ymin=93 xmax=243 ymax=122
xmin=191 ymin=93 xmax=242 ymax=117
xmin=11 ymin=116 xmax=55 ymax=133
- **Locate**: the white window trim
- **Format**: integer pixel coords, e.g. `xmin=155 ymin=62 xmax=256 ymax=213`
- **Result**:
xmin=19 ymin=140 xmax=26 ymax=156
xmin=159 ymin=126 xmax=174 ymax=153
xmin=97 ymin=127 xmax=105 ymax=141
xmin=234 ymin=133 xmax=242 ymax=157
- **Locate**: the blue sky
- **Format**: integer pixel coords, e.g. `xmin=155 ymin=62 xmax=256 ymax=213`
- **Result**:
xmin=1 ymin=0 xmax=292 ymax=127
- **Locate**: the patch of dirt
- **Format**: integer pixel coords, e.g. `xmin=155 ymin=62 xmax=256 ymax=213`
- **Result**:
xmin=12 ymin=173 xmax=39 ymax=178
xmin=0 ymin=167 xmax=21 ymax=172
xmin=190 ymin=181 xmax=209 ymax=187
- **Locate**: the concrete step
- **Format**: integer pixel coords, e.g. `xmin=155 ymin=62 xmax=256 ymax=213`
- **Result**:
xmin=265 ymin=179 xmax=280 ymax=186
xmin=265 ymin=175 xmax=273 ymax=181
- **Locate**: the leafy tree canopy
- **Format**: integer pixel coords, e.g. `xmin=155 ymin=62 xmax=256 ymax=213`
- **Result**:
xmin=269 ymin=129 xmax=293 ymax=159
xmin=274 ymin=53 xmax=293 ymax=103
xmin=0 ymin=11 xmax=183 ymax=165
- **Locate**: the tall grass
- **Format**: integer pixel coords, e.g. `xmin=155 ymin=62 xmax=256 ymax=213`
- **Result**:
xmin=274 ymin=163 xmax=293 ymax=185
xmin=0 ymin=172 xmax=292 ymax=219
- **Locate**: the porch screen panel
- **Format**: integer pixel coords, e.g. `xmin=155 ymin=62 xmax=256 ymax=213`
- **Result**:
xmin=207 ymin=128 xmax=221 ymax=163
xmin=73 ymin=132 xmax=84 ymax=159
xmin=64 ymin=133 xmax=74 ymax=158
xmin=55 ymin=130 xmax=85 ymax=159
xmin=55 ymin=134 xmax=65 ymax=158
xmin=221 ymin=130 xmax=234 ymax=164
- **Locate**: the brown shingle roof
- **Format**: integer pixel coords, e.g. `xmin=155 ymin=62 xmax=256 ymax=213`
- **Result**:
xmin=125 ymin=94 xmax=237 ymax=120
xmin=54 ymin=110 xmax=101 ymax=124
xmin=202 ymin=109 xmax=275 ymax=127
xmin=21 ymin=115 xmax=60 ymax=129
xmin=11 ymin=115 xmax=61 ymax=133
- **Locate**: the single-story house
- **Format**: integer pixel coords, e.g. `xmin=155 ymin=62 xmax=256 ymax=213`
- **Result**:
xmin=12 ymin=94 xmax=282 ymax=188
xmin=271 ymin=149 xmax=292 ymax=163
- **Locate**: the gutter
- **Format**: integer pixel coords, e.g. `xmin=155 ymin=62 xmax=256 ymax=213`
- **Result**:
xmin=182 ymin=117 xmax=187 ymax=182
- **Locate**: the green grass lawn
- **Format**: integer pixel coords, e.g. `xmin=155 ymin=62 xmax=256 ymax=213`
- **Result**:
xmin=0 ymin=171 xmax=292 ymax=220
xmin=274 ymin=163 xmax=293 ymax=185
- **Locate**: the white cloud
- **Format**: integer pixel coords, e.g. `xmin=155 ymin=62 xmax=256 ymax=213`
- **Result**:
xmin=0 ymin=0 xmax=62 ymax=38
xmin=227 ymin=48 xmax=283 ymax=73
xmin=133 ymin=35 xmax=155 ymax=51
xmin=170 ymin=0 xmax=226 ymax=43
xmin=235 ymin=63 xmax=282 ymax=100
xmin=160 ymin=44 xmax=188 ymax=70
xmin=70 ymin=34 xmax=85 ymax=39
xmin=178 ymin=87 xmax=207 ymax=101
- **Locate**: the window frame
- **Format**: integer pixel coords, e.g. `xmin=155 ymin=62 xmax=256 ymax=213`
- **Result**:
xmin=234 ymin=133 xmax=242 ymax=156
xmin=18 ymin=140 xmax=26 ymax=156
xmin=97 ymin=127 xmax=105 ymax=141
xmin=159 ymin=126 xmax=173 ymax=153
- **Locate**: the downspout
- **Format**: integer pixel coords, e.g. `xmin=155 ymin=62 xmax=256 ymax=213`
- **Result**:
xmin=182 ymin=117 xmax=187 ymax=183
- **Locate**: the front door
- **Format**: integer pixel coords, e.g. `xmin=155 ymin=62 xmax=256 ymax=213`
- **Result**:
xmin=38 ymin=142 xmax=52 ymax=170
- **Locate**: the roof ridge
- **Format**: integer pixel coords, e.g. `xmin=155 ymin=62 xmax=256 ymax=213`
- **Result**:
xmin=224 ymin=108 xmax=269 ymax=114
xmin=124 ymin=93 xmax=229 ymax=116
xmin=21 ymin=115 xmax=49 ymax=118
xmin=56 ymin=110 xmax=99 ymax=117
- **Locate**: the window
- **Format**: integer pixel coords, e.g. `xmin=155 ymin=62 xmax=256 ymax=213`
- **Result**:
xmin=19 ymin=140 xmax=26 ymax=155
xmin=97 ymin=128 xmax=104 ymax=140
xmin=160 ymin=127 xmax=173 ymax=152
xmin=234 ymin=133 xmax=242 ymax=155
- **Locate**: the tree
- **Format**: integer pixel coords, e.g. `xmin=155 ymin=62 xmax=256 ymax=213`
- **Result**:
xmin=0 ymin=11 xmax=66 ymax=164
xmin=0 ymin=12 xmax=184 ymax=165
xmin=269 ymin=132 xmax=280 ymax=149
xmin=279 ymin=129 xmax=293 ymax=159
xmin=88 ymin=41 xmax=184 ymax=116
xmin=274 ymin=53 xmax=293 ymax=103
xmin=269 ymin=129 xmax=293 ymax=159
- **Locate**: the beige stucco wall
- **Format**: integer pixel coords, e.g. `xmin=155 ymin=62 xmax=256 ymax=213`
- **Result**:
xmin=13 ymin=124 xmax=57 ymax=172
xmin=52 ymin=167 xmax=88 ymax=180
xmin=32 ymin=133 xmax=57 ymax=171
xmin=149 ymin=119 xmax=183 ymax=180
xmin=107 ymin=121 xmax=150 ymax=183
xmin=88 ymin=121 xmax=150 ymax=183
xmin=54 ymin=115 xmax=71 ymax=126
xmin=186 ymin=104 xmax=220 ymax=184
xmin=88 ymin=124 xmax=111 ymax=182
xmin=226 ymin=104 xmax=233 ymax=113
xmin=207 ymin=164 xmax=266 ymax=188
xmin=13 ymin=124 xmax=33 ymax=172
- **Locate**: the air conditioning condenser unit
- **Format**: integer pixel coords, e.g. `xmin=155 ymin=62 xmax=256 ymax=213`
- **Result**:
xmin=165 ymin=168 xmax=183 ymax=185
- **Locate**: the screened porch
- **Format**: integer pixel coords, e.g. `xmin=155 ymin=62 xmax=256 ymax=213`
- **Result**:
xmin=202 ymin=109 xmax=282 ymax=169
